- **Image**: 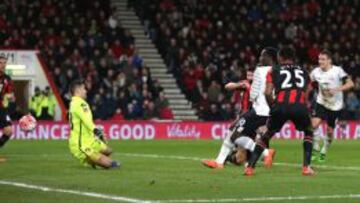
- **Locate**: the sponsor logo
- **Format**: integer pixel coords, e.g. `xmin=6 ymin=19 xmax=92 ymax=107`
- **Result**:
xmin=211 ymin=124 xmax=232 ymax=140
xmin=167 ymin=124 xmax=201 ymax=138
xmin=108 ymin=124 xmax=155 ymax=140
xmin=7 ymin=121 xmax=360 ymax=140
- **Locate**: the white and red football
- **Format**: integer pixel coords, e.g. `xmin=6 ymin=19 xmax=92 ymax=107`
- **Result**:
xmin=19 ymin=114 xmax=37 ymax=132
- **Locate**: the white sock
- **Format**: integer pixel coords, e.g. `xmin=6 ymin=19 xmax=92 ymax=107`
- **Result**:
xmin=262 ymin=148 xmax=269 ymax=157
xmin=313 ymin=128 xmax=321 ymax=151
xmin=215 ymin=132 xmax=235 ymax=164
xmin=320 ymin=136 xmax=332 ymax=155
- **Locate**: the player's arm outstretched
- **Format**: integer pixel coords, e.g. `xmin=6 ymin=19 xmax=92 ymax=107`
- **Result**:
xmin=225 ymin=81 xmax=249 ymax=91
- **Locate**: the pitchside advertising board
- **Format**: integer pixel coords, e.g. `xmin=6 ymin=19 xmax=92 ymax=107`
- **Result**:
xmin=9 ymin=121 xmax=360 ymax=140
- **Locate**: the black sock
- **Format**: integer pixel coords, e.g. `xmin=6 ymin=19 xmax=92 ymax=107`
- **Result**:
xmin=303 ymin=137 xmax=313 ymax=167
xmin=0 ymin=135 xmax=10 ymax=147
xmin=248 ymin=144 xmax=265 ymax=168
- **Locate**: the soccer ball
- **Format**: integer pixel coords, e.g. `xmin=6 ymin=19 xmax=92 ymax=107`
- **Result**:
xmin=19 ymin=114 xmax=37 ymax=132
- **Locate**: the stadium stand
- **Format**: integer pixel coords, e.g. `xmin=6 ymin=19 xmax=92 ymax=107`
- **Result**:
xmin=132 ymin=0 xmax=360 ymax=120
xmin=0 ymin=0 xmax=173 ymax=120
xmin=1 ymin=0 xmax=359 ymax=121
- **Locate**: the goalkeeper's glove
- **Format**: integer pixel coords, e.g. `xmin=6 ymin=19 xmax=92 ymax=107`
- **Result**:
xmin=94 ymin=128 xmax=105 ymax=141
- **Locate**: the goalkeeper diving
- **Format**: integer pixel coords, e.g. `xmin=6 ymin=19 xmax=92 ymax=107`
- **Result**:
xmin=68 ymin=79 xmax=120 ymax=169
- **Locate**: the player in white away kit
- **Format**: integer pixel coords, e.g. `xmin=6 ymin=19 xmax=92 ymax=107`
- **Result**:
xmin=202 ymin=47 xmax=277 ymax=169
xmin=310 ymin=50 xmax=354 ymax=162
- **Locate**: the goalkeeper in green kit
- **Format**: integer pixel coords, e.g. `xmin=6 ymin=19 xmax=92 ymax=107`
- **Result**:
xmin=68 ymin=80 xmax=120 ymax=169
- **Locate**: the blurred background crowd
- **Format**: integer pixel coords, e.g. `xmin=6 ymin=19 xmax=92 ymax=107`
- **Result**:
xmin=132 ymin=0 xmax=360 ymax=120
xmin=1 ymin=0 xmax=359 ymax=120
xmin=1 ymin=0 xmax=172 ymax=121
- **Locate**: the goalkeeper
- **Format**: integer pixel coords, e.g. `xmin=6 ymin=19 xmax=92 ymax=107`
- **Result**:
xmin=68 ymin=80 xmax=120 ymax=169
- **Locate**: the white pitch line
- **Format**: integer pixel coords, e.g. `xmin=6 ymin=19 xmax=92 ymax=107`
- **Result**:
xmin=154 ymin=194 xmax=360 ymax=203
xmin=0 ymin=180 xmax=151 ymax=203
xmin=119 ymin=153 xmax=203 ymax=161
xmin=5 ymin=152 xmax=360 ymax=171
xmin=117 ymin=153 xmax=360 ymax=172
xmin=2 ymin=180 xmax=360 ymax=203
xmin=2 ymin=156 xmax=360 ymax=203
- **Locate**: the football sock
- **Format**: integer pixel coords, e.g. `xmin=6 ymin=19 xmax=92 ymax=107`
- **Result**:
xmin=111 ymin=161 xmax=120 ymax=168
xmin=303 ymin=135 xmax=313 ymax=167
xmin=215 ymin=133 xmax=234 ymax=164
xmin=247 ymin=144 xmax=265 ymax=168
xmin=320 ymin=134 xmax=332 ymax=155
xmin=0 ymin=135 xmax=10 ymax=147
xmin=262 ymin=148 xmax=269 ymax=157
xmin=312 ymin=128 xmax=321 ymax=152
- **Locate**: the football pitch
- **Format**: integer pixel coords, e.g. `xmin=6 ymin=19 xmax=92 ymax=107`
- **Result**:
xmin=0 ymin=140 xmax=360 ymax=203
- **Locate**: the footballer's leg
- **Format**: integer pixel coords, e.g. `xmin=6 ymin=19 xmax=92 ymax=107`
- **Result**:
xmin=100 ymin=147 xmax=113 ymax=156
xmin=86 ymin=154 xmax=118 ymax=169
xmin=245 ymin=106 xmax=285 ymax=176
xmin=202 ymin=110 xmax=266 ymax=169
xmin=231 ymin=110 xmax=275 ymax=167
xmin=96 ymin=139 xmax=113 ymax=156
xmin=292 ymin=106 xmax=315 ymax=176
xmin=302 ymin=129 xmax=315 ymax=175
xmin=232 ymin=125 xmax=275 ymax=168
xmin=230 ymin=112 xmax=262 ymax=153
xmin=319 ymin=126 xmax=334 ymax=163
xmin=84 ymin=146 xmax=120 ymax=169
xmin=0 ymin=126 xmax=12 ymax=163
xmin=202 ymin=112 xmax=253 ymax=169
xmin=0 ymin=126 xmax=12 ymax=148
xmin=93 ymin=139 xmax=120 ymax=168
xmin=311 ymin=117 xmax=322 ymax=161
xmin=0 ymin=110 xmax=13 ymax=148
xmin=318 ymin=109 xmax=339 ymax=162
xmin=245 ymin=129 xmax=278 ymax=176
xmin=202 ymin=131 xmax=233 ymax=169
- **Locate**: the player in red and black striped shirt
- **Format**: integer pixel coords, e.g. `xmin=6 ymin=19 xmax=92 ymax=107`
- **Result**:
xmin=245 ymin=47 xmax=315 ymax=176
xmin=0 ymin=56 xmax=14 ymax=152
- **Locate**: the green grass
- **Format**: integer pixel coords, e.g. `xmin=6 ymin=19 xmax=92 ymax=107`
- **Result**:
xmin=0 ymin=140 xmax=360 ymax=203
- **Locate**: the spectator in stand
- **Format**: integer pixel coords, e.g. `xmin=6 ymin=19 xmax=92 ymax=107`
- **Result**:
xmin=29 ymin=86 xmax=42 ymax=116
xmin=125 ymin=103 xmax=137 ymax=120
xmin=2 ymin=0 xmax=168 ymax=121
xmin=196 ymin=92 xmax=210 ymax=120
xmin=158 ymin=105 xmax=174 ymax=120
xmin=4 ymin=0 xmax=360 ymax=121
xmin=152 ymin=79 xmax=164 ymax=98
xmin=155 ymin=91 xmax=169 ymax=109
xmin=36 ymin=87 xmax=56 ymax=120
xmin=110 ymin=108 xmax=124 ymax=121
xmin=205 ymin=104 xmax=223 ymax=121
xmin=207 ymin=81 xmax=221 ymax=103
xmin=134 ymin=0 xmax=360 ymax=120
xmin=345 ymin=91 xmax=360 ymax=119
xmin=220 ymin=103 xmax=235 ymax=121
xmin=144 ymin=101 xmax=158 ymax=120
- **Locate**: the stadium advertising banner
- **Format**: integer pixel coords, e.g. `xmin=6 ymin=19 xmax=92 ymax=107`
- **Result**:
xmin=10 ymin=121 xmax=360 ymax=140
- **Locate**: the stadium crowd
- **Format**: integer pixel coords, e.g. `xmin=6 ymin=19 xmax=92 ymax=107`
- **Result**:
xmin=1 ymin=0 xmax=359 ymax=121
xmin=0 ymin=0 xmax=173 ymax=120
xmin=132 ymin=0 xmax=360 ymax=120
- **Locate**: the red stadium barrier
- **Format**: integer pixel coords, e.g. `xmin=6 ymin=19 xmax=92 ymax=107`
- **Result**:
xmin=9 ymin=121 xmax=360 ymax=140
